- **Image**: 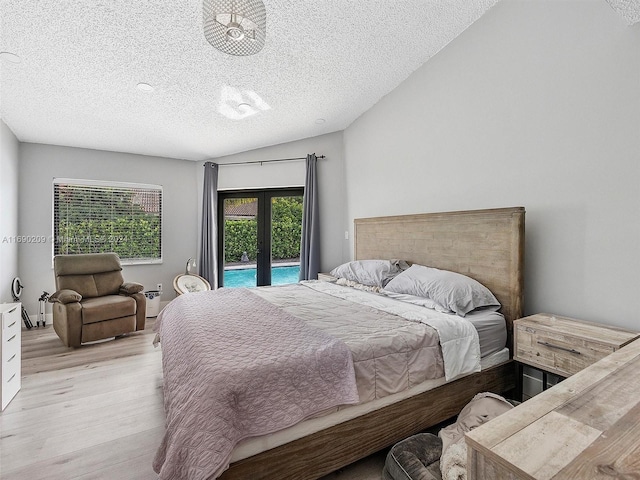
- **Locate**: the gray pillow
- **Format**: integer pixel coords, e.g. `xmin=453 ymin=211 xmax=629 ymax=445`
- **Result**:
xmin=330 ymin=259 xmax=407 ymax=287
xmin=383 ymin=264 xmax=500 ymax=317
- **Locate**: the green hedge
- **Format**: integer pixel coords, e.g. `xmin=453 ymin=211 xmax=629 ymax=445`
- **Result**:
xmin=224 ymin=197 xmax=302 ymax=263
xmin=224 ymin=220 xmax=258 ymax=262
xmin=56 ymin=218 xmax=161 ymax=259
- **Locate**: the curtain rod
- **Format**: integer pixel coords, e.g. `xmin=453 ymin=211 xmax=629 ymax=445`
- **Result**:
xmin=204 ymin=155 xmax=325 ymax=167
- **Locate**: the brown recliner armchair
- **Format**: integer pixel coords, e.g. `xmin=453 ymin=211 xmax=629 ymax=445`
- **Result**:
xmin=49 ymin=253 xmax=146 ymax=347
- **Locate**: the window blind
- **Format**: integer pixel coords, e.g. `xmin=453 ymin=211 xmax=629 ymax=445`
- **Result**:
xmin=53 ymin=179 xmax=162 ymax=263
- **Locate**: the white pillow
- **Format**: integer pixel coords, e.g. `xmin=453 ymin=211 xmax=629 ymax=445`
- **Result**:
xmin=383 ymin=264 xmax=500 ymax=316
xmin=330 ymin=260 xmax=406 ymax=287
xmin=381 ymin=291 xmax=453 ymax=314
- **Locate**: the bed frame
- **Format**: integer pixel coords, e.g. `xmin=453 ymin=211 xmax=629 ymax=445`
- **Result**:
xmin=219 ymin=206 xmax=525 ymax=480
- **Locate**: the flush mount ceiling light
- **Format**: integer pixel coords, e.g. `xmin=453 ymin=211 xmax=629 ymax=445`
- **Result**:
xmin=203 ymin=0 xmax=266 ymax=56
xmin=136 ymin=82 xmax=154 ymax=92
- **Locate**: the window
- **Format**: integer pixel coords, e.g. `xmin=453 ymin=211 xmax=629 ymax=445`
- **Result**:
xmin=53 ymin=178 xmax=162 ymax=264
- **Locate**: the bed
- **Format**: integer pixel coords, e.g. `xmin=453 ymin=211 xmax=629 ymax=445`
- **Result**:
xmin=155 ymin=206 xmax=525 ymax=480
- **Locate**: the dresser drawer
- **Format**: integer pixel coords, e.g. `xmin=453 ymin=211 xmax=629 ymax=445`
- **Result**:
xmin=2 ymin=328 xmax=21 ymax=364
xmin=2 ymin=350 xmax=20 ymax=385
xmin=514 ymin=314 xmax=639 ymax=379
xmin=3 ymin=311 xmax=21 ymax=360
xmin=2 ymin=305 xmax=20 ymax=332
xmin=515 ymin=325 xmax=614 ymax=377
xmin=2 ymin=358 xmax=21 ymax=410
xmin=2 ymin=336 xmax=21 ymax=410
xmin=1 ymin=302 xmax=22 ymax=410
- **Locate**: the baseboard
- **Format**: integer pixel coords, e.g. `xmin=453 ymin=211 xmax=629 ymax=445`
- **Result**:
xmin=27 ymin=313 xmax=52 ymax=327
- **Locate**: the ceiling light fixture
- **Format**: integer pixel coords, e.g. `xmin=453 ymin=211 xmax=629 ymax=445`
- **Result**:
xmin=137 ymin=82 xmax=154 ymax=92
xmin=203 ymin=0 xmax=266 ymax=56
xmin=218 ymin=85 xmax=270 ymax=120
xmin=315 ymin=118 xmax=326 ymax=125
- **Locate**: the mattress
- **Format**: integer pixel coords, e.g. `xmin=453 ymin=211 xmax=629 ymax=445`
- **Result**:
xmin=464 ymin=308 xmax=507 ymax=358
xmin=157 ymin=281 xmax=508 ymax=473
xmin=230 ymin=281 xmax=508 ymax=463
xmin=380 ymin=290 xmax=507 ymax=358
xmin=231 ymin=347 xmax=510 ymax=462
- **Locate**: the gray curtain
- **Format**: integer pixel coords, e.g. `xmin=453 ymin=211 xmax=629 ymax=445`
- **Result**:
xmin=299 ymin=154 xmax=320 ymax=280
xmin=199 ymin=162 xmax=219 ymax=288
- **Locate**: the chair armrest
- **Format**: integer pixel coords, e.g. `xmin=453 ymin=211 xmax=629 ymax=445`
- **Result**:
xmin=120 ymin=282 xmax=144 ymax=295
xmin=49 ymin=289 xmax=82 ymax=304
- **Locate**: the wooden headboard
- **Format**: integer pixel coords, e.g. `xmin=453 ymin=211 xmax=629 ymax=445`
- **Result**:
xmin=354 ymin=207 xmax=525 ymax=350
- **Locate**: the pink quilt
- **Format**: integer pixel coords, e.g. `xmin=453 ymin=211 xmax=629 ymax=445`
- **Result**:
xmin=153 ymin=288 xmax=359 ymax=480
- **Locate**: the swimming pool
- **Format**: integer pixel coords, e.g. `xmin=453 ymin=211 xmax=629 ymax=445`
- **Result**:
xmin=224 ymin=265 xmax=300 ymax=288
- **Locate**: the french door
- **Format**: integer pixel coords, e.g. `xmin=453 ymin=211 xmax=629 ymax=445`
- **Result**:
xmin=217 ymin=188 xmax=304 ymax=288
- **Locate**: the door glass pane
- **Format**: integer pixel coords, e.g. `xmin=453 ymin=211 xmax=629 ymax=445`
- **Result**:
xmin=223 ymin=197 xmax=258 ymax=288
xmin=270 ymin=195 xmax=303 ymax=285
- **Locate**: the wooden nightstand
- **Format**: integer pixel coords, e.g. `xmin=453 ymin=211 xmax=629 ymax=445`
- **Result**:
xmin=514 ymin=313 xmax=639 ymax=396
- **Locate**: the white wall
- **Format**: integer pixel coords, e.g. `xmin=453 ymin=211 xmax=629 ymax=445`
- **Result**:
xmin=18 ymin=143 xmax=199 ymax=316
xmin=0 ymin=120 xmax=20 ymax=304
xmin=344 ymin=0 xmax=640 ymax=329
xmin=197 ymin=131 xmax=349 ymax=275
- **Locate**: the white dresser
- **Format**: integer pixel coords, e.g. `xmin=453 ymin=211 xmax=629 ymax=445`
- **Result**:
xmin=1 ymin=303 xmax=21 ymax=411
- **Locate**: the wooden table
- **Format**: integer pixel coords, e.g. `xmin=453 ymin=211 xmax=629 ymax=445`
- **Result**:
xmin=466 ymin=337 xmax=640 ymax=479
xmin=513 ymin=314 xmax=639 ymax=396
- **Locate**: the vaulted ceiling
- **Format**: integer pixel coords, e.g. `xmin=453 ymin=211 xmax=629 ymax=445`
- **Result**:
xmin=0 ymin=1 xmax=637 ymax=161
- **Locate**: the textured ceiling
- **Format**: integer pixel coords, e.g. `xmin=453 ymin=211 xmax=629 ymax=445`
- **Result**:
xmin=2 ymin=1 xmax=635 ymax=161
xmin=0 ymin=0 xmax=499 ymax=160
xmin=605 ymin=0 xmax=640 ymax=24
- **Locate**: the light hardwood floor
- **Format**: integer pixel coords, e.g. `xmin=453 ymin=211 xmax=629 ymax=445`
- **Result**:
xmin=0 ymin=322 xmax=385 ymax=480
